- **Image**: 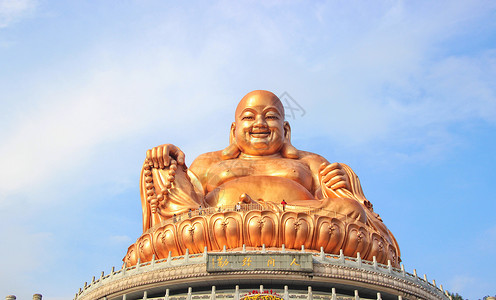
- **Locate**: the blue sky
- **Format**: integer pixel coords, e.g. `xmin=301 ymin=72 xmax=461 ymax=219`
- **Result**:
xmin=1 ymin=1 xmax=495 ymax=299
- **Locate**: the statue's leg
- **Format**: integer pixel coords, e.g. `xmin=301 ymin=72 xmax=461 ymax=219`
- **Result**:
xmin=286 ymin=197 xmax=367 ymax=224
xmin=325 ymin=197 xmax=367 ymax=224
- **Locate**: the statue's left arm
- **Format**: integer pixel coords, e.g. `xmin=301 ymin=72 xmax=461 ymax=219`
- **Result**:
xmin=300 ymin=151 xmax=370 ymax=207
xmin=319 ymin=162 xmax=373 ymax=210
xmin=302 ymin=152 xmax=399 ymax=250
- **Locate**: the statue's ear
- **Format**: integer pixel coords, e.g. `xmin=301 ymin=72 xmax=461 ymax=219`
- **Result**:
xmin=281 ymin=121 xmax=299 ymax=159
xmin=222 ymin=122 xmax=241 ymax=160
xmin=229 ymin=122 xmax=236 ymax=144
xmin=283 ymin=121 xmax=291 ymax=142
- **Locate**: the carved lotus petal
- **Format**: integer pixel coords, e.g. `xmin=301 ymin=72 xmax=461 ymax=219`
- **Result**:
xmin=125 ymin=209 xmax=400 ymax=266
xmin=367 ymin=233 xmax=387 ymax=264
xmin=281 ymin=212 xmax=314 ymax=249
xmin=210 ymin=212 xmax=243 ymax=250
xmin=178 ymin=217 xmax=208 ymax=253
xmin=244 ymin=211 xmax=278 ymax=247
xmin=124 ymin=243 xmax=137 ymax=267
xmin=342 ymin=224 xmax=370 ymax=258
xmin=153 ymin=224 xmax=181 ymax=258
xmin=136 ymin=233 xmax=155 ymax=263
xmin=387 ymin=243 xmax=399 ymax=267
xmin=314 ymin=217 xmax=345 ymax=254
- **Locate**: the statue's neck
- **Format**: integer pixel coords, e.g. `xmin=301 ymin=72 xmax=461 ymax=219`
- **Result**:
xmin=238 ymin=152 xmax=283 ymax=160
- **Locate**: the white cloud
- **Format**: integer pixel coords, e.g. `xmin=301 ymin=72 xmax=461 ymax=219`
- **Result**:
xmin=476 ymin=225 xmax=496 ymax=252
xmin=0 ymin=69 xmax=158 ymax=196
xmin=0 ymin=0 xmax=36 ymax=28
xmin=449 ymin=275 xmax=477 ymax=295
xmin=2 ymin=0 xmax=495 ymax=201
xmin=109 ymin=235 xmax=132 ymax=244
xmin=285 ymin=1 xmax=496 ymax=165
xmin=0 ymin=225 xmax=53 ymax=295
xmin=0 ymin=30 xmax=237 ymax=202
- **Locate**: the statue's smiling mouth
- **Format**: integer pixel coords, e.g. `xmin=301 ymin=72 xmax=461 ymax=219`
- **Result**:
xmin=250 ymin=130 xmax=270 ymax=138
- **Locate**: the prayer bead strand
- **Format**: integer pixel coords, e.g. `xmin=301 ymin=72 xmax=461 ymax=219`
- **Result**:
xmin=144 ymin=158 xmax=177 ymax=213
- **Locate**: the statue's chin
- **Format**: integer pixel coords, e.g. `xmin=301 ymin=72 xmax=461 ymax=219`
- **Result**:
xmin=241 ymin=144 xmax=272 ymax=154
xmin=236 ymin=137 xmax=284 ymax=156
xmin=205 ymin=175 xmax=314 ymax=207
xmin=250 ymin=142 xmax=270 ymax=150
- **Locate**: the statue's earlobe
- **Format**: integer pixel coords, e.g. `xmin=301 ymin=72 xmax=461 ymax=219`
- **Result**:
xmin=281 ymin=121 xmax=299 ymax=159
xmin=229 ymin=122 xmax=235 ymax=144
xmin=222 ymin=122 xmax=241 ymax=160
xmin=283 ymin=121 xmax=291 ymax=141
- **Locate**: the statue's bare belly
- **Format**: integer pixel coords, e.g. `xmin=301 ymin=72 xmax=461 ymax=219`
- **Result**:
xmin=204 ymin=175 xmax=315 ymax=207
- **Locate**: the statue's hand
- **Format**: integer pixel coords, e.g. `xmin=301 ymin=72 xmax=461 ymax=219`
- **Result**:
xmin=146 ymin=144 xmax=185 ymax=169
xmin=319 ymin=162 xmax=351 ymax=197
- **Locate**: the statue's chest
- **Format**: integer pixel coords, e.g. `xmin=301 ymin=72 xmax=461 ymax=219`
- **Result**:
xmin=205 ymin=158 xmax=313 ymax=191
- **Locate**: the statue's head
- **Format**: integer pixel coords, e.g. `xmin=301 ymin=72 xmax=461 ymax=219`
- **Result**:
xmin=222 ymin=90 xmax=298 ymax=159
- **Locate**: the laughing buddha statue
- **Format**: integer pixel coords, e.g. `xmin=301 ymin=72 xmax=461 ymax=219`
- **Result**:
xmin=124 ymin=90 xmax=400 ymax=267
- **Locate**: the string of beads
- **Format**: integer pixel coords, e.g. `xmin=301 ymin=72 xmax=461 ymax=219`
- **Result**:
xmin=143 ymin=158 xmax=177 ymax=213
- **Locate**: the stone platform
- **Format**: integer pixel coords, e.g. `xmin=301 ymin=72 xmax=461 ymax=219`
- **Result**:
xmin=75 ymin=248 xmax=449 ymax=300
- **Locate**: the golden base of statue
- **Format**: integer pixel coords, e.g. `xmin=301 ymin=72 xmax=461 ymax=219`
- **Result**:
xmin=124 ymin=204 xmax=400 ymax=268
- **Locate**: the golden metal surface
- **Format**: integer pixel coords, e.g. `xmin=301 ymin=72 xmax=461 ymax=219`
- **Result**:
xmin=127 ymin=90 xmax=400 ymax=267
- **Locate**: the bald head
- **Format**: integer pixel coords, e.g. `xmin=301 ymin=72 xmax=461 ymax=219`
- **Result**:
xmin=222 ymin=90 xmax=298 ymax=159
xmin=235 ymin=90 xmax=285 ymax=120
xmin=230 ymin=90 xmax=287 ymax=156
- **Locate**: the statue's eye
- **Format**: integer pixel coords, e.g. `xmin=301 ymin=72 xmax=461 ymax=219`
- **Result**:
xmin=266 ymin=115 xmax=278 ymax=120
xmin=242 ymin=116 xmax=255 ymax=120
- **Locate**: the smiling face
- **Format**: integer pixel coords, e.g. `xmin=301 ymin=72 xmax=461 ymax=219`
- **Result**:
xmin=233 ymin=90 xmax=286 ymax=156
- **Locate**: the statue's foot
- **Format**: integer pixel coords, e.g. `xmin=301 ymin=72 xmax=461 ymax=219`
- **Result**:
xmin=239 ymin=193 xmax=253 ymax=203
xmin=239 ymin=194 xmax=282 ymax=213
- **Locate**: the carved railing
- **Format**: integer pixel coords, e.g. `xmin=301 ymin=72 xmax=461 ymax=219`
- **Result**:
xmin=74 ymin=247 xmax=450 ymax=300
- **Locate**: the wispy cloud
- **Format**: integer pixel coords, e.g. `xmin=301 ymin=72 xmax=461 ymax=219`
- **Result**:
xmin=109 ymin=235 xmax=132 ymax=244
xmin=287 ymin=1 xmax=496 ymax=164
xmin=476 ymin=225 xmax=496 ymax=252
xmin=0 ymin=48 xmax=233 ymax=200
xmin=0 ymin=226 xmax=53 ymax=295
xmin=1 ymin=0 xmax=495 ymax=200
xmin=448 ymin=275 xmax=477 ymax=295
xmin=0 ymin=0 xmax=37 ymax=28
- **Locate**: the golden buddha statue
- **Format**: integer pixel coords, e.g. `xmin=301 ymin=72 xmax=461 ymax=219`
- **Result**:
xmin=125 ymin=90 xmax=400 ymax=267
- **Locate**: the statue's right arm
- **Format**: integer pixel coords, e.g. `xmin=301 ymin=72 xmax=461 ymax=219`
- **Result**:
xmin=140 ymin=144 xmax=204 ymax=232
xmin=146 ymin=144 xmax=185 ymax=169
xmin=189 ymin=151 xmax=223 ymax=193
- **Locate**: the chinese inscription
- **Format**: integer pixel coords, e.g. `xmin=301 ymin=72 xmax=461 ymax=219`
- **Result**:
xmin=207 ymin=253 xmax=313 ymax=272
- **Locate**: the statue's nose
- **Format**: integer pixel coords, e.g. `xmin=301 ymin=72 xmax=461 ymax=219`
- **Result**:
xmin=253 ymin=115 xmax=267 ymax=127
